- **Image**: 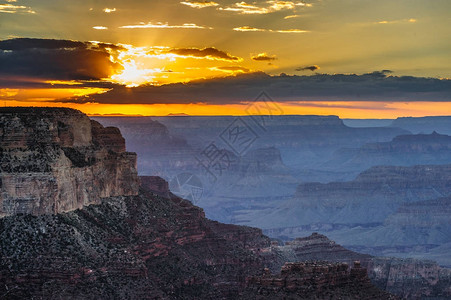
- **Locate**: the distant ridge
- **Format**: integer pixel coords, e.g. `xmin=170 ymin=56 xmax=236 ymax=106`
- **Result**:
xmin=391 ymin=116 xmax=451 ymax=135
xmin=166 ymin=113 xmax=190 ymax=116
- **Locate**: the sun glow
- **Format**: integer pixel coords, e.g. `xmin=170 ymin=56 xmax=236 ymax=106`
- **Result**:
xmin=106 ymin=44 xmax=249 ymax=87
xmin=110 ymin=60 xmax=161 ymax=87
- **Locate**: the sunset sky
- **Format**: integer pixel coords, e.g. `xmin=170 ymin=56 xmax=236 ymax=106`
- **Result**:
xmin=0 ymin=0 xmax=450 ymax=117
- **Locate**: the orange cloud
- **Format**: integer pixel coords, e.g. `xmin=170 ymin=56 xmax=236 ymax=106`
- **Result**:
xmin=211 ymin=66 xmax=250 ymax=73
xmin=166 ymin=47 xmax=242 ymax=61
xmin=252 ymin=53 xmax=278 ymax=61
xmin=119 ymin=22 xmax=212 ymax=29
xmin=180 ymin=1 xmax=219 ymax=8
xmin=0 ymin=3 xmax=35 ymax=14
xmin=103 ymin=8 xmax=116 ymax=13
xmin=219 ymin=1 xmax=310 ymax=15
xmin=233 ymin=26 xmax=308 ymax=33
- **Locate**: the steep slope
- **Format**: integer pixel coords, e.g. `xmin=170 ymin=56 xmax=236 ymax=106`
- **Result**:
xmin=0 ymin=187 xmax=270 ymax=299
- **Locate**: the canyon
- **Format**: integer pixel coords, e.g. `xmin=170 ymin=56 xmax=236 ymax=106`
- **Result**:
xmin=0 ymin=108 xmax=397 ymax=299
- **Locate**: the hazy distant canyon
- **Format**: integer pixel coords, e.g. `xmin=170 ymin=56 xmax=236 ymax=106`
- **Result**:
xmin=94 ymin=115 xmax=451 ymax=268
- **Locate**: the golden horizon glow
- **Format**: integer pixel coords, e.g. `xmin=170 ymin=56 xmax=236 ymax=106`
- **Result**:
xmin=1 ymin=100 xmax=450 ymax=119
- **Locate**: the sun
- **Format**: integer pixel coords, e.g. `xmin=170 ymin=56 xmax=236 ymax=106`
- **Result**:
xmin=110 ymin=59 xmax=160 ymax=87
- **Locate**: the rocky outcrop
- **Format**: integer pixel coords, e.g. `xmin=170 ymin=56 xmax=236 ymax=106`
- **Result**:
xmin=263 ymin=233 xmax=451 ymax=299
xmin=0 ymin=107 xmax=139 ymax=217
xmin=243 ymin=261 xmax=396 ymax=299
xmin=139 ymin=175 xmax=170 ymax=196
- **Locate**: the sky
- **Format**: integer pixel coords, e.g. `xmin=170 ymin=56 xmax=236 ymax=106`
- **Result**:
xmin=0 ymin=0 xmax=450 ymax=117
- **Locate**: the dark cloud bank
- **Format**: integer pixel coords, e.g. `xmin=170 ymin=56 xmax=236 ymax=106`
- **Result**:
xmin=0 ymin=38 xmax=450 ymax=105
xmin=78 ymin=71 xmax=451 ymax=105
xmin=0 ymin=38 xmax=122 ymax=84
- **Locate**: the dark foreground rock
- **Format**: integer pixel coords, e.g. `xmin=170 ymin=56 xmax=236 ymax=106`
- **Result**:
xmin=0 ymin=187 xmax=269 ymax=299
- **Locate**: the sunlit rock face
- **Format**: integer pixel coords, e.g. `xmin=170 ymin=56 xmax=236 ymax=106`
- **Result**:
xmin=0 ymin=107 xmax=139 ymax=217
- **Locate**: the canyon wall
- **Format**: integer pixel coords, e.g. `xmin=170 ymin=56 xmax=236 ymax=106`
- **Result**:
xmin=0 ymin=107 xmax=139 ymax=217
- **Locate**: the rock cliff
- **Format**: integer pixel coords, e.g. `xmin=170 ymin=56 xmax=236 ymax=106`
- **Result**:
xmin=0 ymin=107 xmax=139 ymax=217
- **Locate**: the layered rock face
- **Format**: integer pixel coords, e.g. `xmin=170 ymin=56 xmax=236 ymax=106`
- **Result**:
xmin=324 ymin=132 xmax=451 ymax=173
xmin=251 ymin=164 xmax=451 ymax=229
xmin=385 ymin=196 xmax=451 ymax=227
xmin=264 ymin=233 xmax=451 ymax=299
xmin=243 ymin=261 xmax=395 ymax=299
xmin=0 ymin=107 xmax=138 ymax=217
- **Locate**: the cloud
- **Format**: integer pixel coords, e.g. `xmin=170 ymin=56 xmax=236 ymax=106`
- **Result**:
xmin=103 ymin=8 xmax=116 ymax=13
xmin=119 ymin=22 xmax=212 ymax=29
xmin=219 ymin=1 xmax=310 ymax=15
xmin=252 ymin=53 xmax=277 ymax=61
xmin=233 ymin=26 xmax=266 ymax=32
xmin=180 ymin=1 xmax=219 ymax=8
xmin=212 ymin=66 xmax=250 ymax=73
xmin=296 ymin=65 xmax=320 ymax=71
xmin=284 ymin=14 xmax=300 ymax=19
xmin=363 ymin=70 xmax=393 ymax=77
xmin=220 ymin=2 xmax=269 ymax=14
xmin=376 ymin=18 xmax=417 ymax=24
xmin=64 ymin=71 xmax=451 ymax=105
xmin=0 ymin=38 xmax=122 ymax=83
xmin=275 ymin=29 xmax=308 ymax=33
xmin=93 ymin=26 xmax=108 ymax=30
xmin=0 ymin=3 xmax=35 ymax=14
xmin=165 ymin=47 xmax=242 ymax=61
xmin=233 ymin=26 xmax=308 ymax=33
